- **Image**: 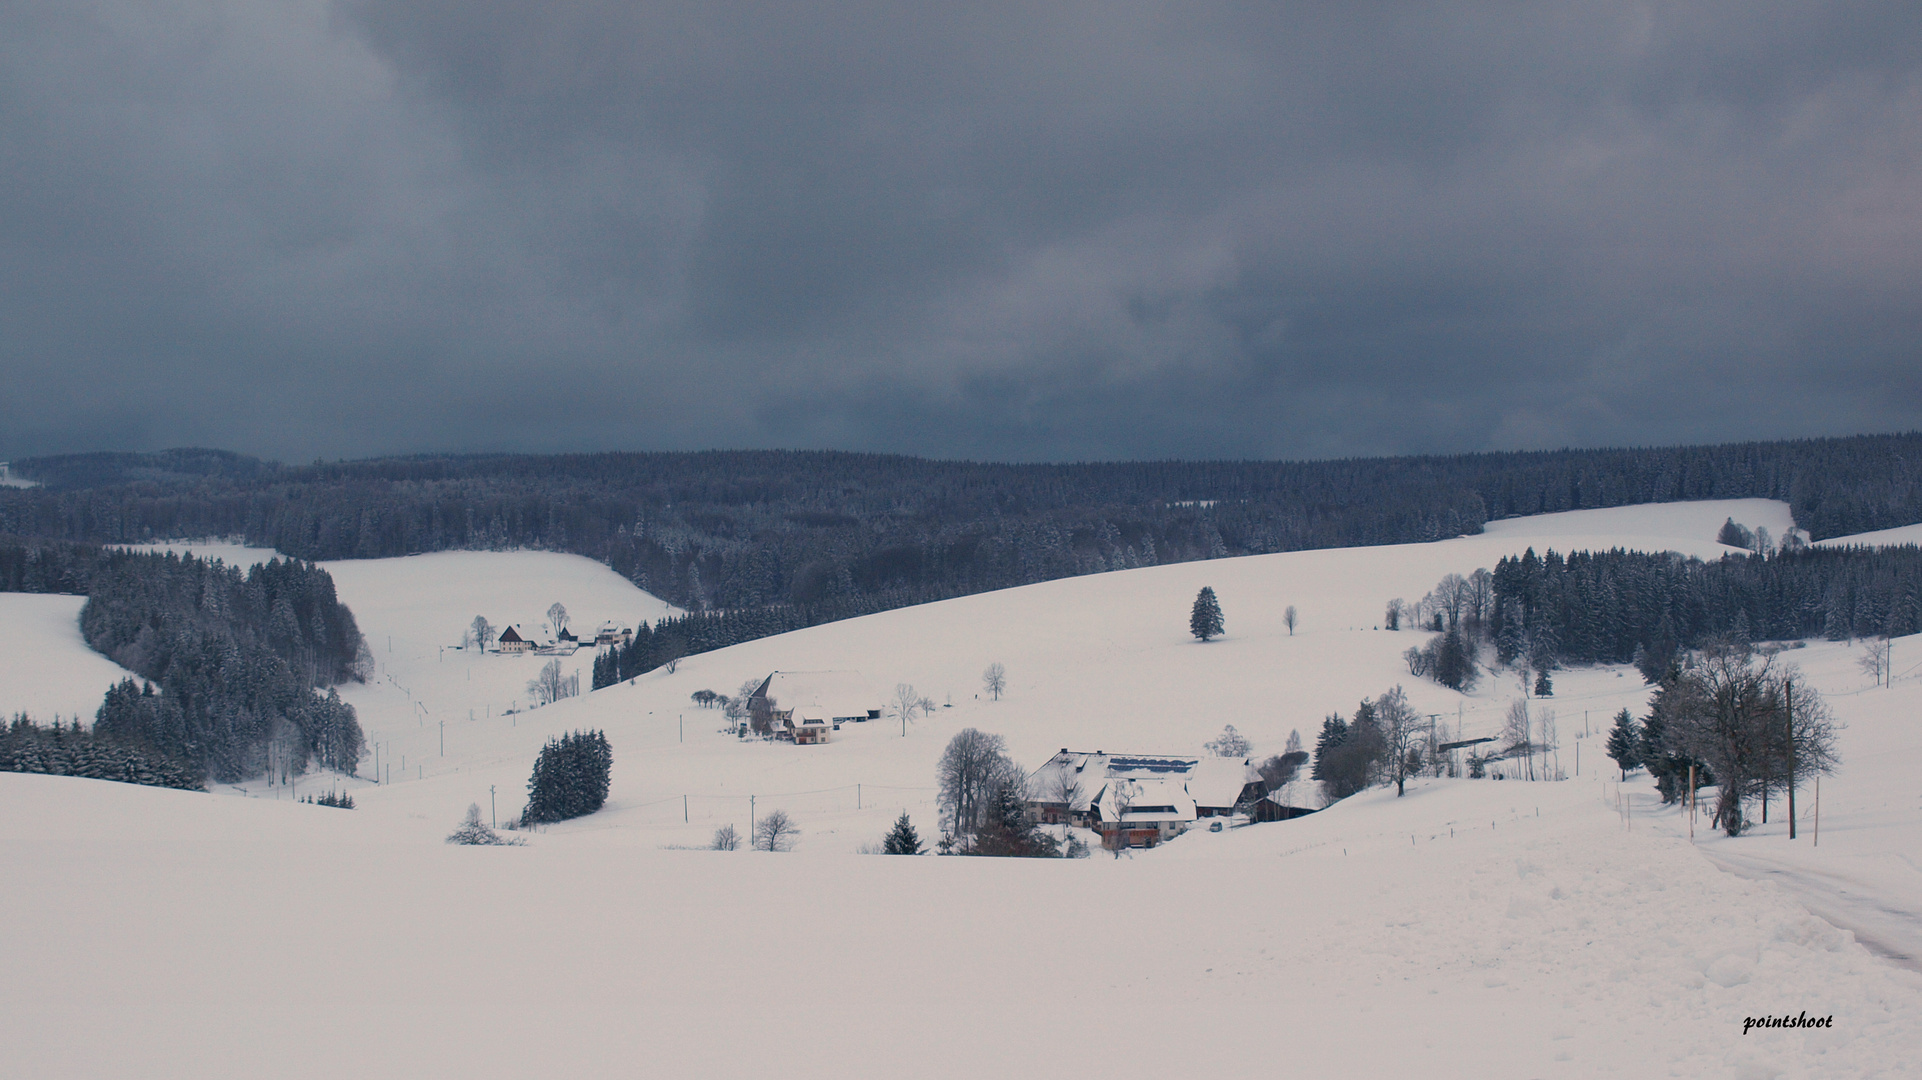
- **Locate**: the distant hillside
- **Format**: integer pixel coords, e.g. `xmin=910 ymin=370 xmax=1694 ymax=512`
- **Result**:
xmin=4 ymin=435 xmax=1920 ymax=624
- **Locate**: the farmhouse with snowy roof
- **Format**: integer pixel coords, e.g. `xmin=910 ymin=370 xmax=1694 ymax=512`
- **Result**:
xmin=1026 ymin=750 xmax=1265 ymax=849
xmin=748 ymin=671 xmax=881 ymax=745
xmin=496 ymin=625 xmax=533 ymax=654
xmin=593 ymin=622 xmax=633 ymax=647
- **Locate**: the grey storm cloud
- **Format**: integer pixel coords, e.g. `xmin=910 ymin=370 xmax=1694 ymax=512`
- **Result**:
xmin=2 ymin=1 xmax=1918 ymax=463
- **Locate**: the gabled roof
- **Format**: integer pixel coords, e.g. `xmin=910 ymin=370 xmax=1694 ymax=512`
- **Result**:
xmin=1187 ymin=757 xmax=1259 ymax=809
xmin=497 ymin=625 xmax=525 ymax=643
xmin=1091 ymin=777 xmax=1195 ymax=824
xmin=754 ymin=671 xmax=877 ymax=722
xmin=1025 ymin=751 xmax=1108 ymax=811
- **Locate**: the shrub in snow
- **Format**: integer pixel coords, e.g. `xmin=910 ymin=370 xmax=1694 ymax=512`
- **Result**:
xmin=711 ymin=824 xmax=741 ymax=851
xmin=447 ymin=804 xmax=520 ymax=845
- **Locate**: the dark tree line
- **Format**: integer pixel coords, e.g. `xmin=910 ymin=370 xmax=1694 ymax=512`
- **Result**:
xmin=10 ymin=436 xmax=1921 ymax=623
xmin=1487 ymin=545 xmax=1922 ymax=678
xmin=1 ymin=714 xmax=204 ymax=791
xmin=0 ymin=539 xmax=368 ymax=784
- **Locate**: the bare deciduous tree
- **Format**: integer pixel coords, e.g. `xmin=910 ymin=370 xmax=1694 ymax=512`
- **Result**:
xmin=1205 ymin=724 xmax=1251 ymax=757
xmin=1503 ymin=698 xmax=1534 ymax=781
xmin=1045 ymin=769 xmax=1083 ymax=823
xmin=727 ymin=678 xmax=760 ymax=732
xmin=711 ymin=823 xmax=741 ymax=850
xmin=753 ymin=810 xmax=798 ymax=851
xmin=982 ymin=662 xmax=1007 ymax=701
xmin=892 ymin=682 xmax=921 ymax=736
xmin=469 ymin=615 xmax=495 ymax=652
xmin=937 ymin=728 xmax=1019 ymax=848
xmin=1284 ymin=605 xmax=1298 ymax=635
xmin=527 ymin=659 xmax=579 ymax=706
xmin=1859 ymin=637 xmax=1892 ymax=687
xmin=546 ymin=602 xmax=568 ymax=637
xmin=1664 ymin=646 xmax=1839 ymax=835
xmin=1377 ymin=685 xmax=1421 ymax=796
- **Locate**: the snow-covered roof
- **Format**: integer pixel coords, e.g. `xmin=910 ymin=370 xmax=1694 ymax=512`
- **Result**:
xmin=1092 ymin=777 xmax=1195 ymax=824
xmin=1187 ymin=757 xmax=1258 ymax=810
xmin=498 ymin=625 xmax=526 ymax=643
xmin=756 ymin=671 xmax=877 ymax=723
xmin=1028 ymin=750 xmax=1250 ymax=813
xmin=1025 ymin=751 xmax=1107 ymax=809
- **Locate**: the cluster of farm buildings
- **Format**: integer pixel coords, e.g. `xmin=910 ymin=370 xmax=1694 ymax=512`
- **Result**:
xmin=487 ymin=621 xmax=632 ymax=656
xmin=746 ymin=670 xmax=1311 ymax=849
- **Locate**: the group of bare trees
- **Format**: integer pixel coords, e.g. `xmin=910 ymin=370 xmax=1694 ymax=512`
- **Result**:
xmin=1495 ymin=698 xmax=1561 ymax=781
xmin=936 ymin=728 xmax=1028 ymax=851
xmin=708 ymin=812 xmax=800 ymax=851
xmin=527 ymin=659 xmax=581 ymax=707
xmin=1652 ymin=645 xmax=1837 ymax=835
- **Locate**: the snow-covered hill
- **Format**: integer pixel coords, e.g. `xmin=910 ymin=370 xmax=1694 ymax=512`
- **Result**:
xmin=0 ymin=594 xmax=142 ymax=721
xmin=6 ymin=498 xmax=1922 ymax=1078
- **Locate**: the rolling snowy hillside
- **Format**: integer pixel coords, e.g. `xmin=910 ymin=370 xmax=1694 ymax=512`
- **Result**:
xmin=6 ymin=499 xmax=1921 ymax=1078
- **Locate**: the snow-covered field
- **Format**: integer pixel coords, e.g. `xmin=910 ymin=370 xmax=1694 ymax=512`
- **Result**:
xmin=6 ymin=499 xmax=1922 ymax=1077
xmin=1816 ymin=522 xmax=1922 ymax=548
xmin=0 ymin=594 xmax=141 ymax=722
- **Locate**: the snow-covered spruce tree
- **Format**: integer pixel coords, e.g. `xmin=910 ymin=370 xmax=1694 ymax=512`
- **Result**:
xmin=520 ymin=730 xmax=612 ymax=825
xmin=1190 ymin=586 xmax=1224 ymax=642
xmin=882 ymin=811 xmax=924 ymax=854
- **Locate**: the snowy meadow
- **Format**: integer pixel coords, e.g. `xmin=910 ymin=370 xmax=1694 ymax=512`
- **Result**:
xmin=4 ymin=500 xmax=1920 ymax=1078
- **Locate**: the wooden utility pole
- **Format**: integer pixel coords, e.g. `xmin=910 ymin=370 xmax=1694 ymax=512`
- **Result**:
xmin=1786 ymin=678 xmax=1797 ymax=840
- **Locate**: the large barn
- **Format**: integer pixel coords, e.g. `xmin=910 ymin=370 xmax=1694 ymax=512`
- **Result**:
xmin=747 ymin=671 xmax=881 ymax=745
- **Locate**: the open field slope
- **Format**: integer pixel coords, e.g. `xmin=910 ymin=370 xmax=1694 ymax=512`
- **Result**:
xmin=0 ymin=594 xmax=142 ymax=722
xmin=1817 ymin=522 xmax=1922 ymax=548
xmin=5 ymin=498 xmax=1922 ymax=1076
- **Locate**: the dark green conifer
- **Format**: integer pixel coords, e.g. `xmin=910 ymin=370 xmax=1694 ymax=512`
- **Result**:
xmin=882 ymin=811 xmax=924 ymax=855
xmin=1190 ymin=586 xmax=1224 ymax=642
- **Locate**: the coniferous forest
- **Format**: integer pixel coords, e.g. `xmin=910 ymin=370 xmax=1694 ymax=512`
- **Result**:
xmin=1486 ymin=545 xmax=1922 ymax=675
xmin=0 ymin=540 xmax=368 ymax=785
xmin=6 ymin=433 xmax=1922 ymax=720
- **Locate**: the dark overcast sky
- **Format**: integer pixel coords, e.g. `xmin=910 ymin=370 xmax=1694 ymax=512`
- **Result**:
xmin=3 ymin=2 xmax=1918 ymax=464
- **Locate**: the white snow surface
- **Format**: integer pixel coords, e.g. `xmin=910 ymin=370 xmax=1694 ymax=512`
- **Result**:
xmin=0 ymin=594 xmax=141 ymax=723
xmin=114 ymin=538 xmax=286 ymax=568
xmin=1815 ymin=522 xmax=1922 ymax=548
xmin=7 ymin=498 xmax=1922 ymax=1077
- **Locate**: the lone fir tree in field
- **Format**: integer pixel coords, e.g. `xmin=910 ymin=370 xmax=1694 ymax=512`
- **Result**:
xmin=1604 ymin=708 xmax=1641 ymax=780
xmin=882 ymin=811 xmax=924 ymax=854
xmin=1190 ymin=586 xmax=1224 ymax=642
